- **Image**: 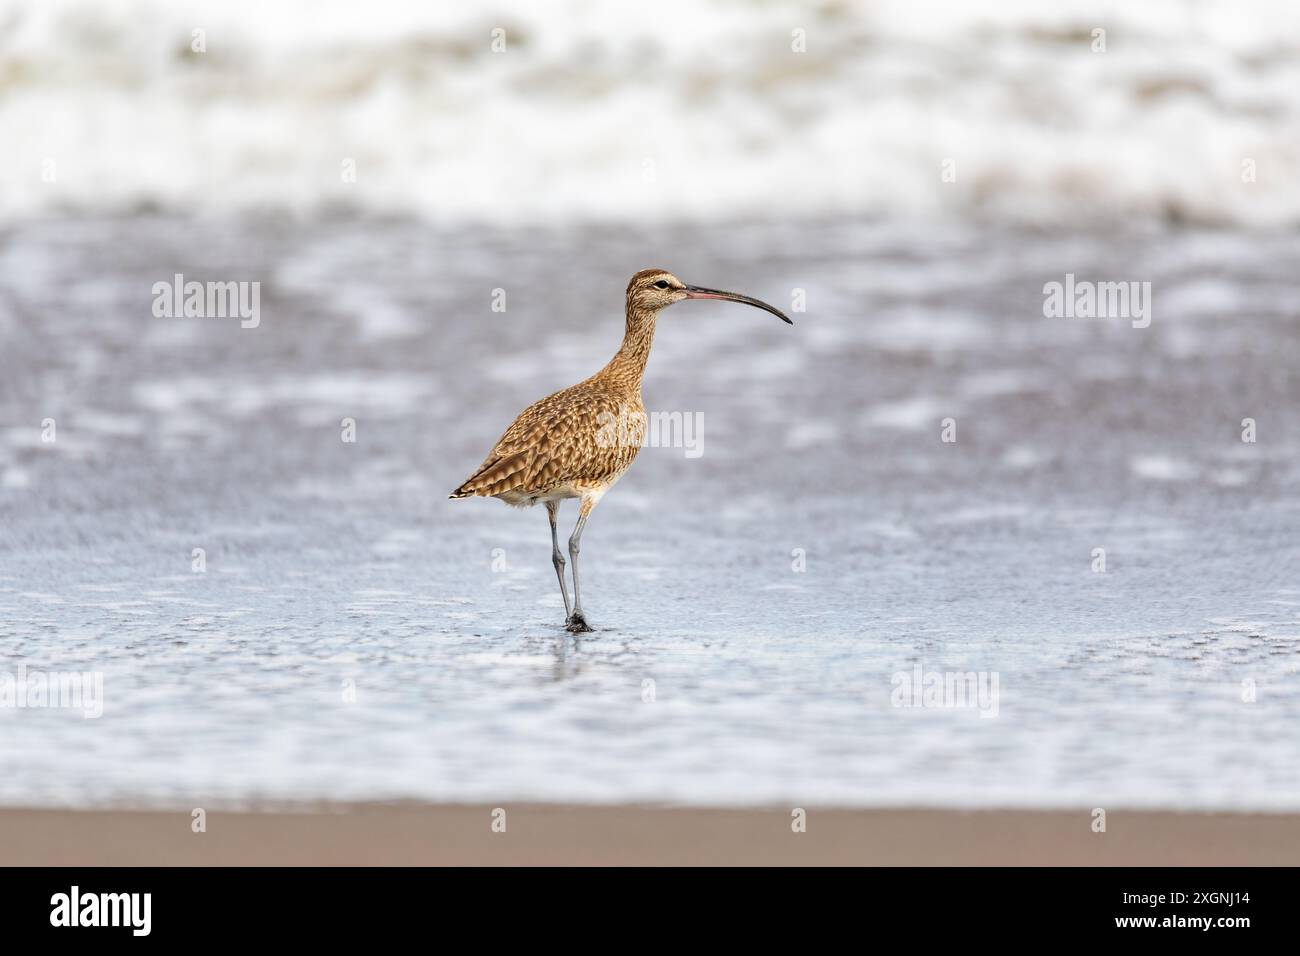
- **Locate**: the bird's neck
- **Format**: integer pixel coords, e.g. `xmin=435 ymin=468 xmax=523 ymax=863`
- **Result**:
xmin=601 ymin=304 xmax=658 ymax=392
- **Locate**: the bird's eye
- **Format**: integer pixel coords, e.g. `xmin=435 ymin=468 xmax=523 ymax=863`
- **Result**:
xmin=653 ymin=280 xmax=670 ymax=289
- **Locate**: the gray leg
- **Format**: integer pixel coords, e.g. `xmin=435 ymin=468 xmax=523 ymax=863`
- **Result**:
xmin=566 ymin=508 xmax=593 ymax=633
xmin=546 ymin=501 xmax=572 ymax=619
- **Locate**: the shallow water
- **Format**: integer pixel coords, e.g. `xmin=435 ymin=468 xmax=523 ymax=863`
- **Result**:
xmin=1 ymin=217 xmax=1298 ymax=809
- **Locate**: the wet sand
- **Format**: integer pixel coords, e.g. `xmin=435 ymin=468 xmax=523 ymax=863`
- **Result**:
xmin=3 ymin=218 xmax=1300 ymax=812
xmin=2 ymin=804 xmax=1297 ymax=866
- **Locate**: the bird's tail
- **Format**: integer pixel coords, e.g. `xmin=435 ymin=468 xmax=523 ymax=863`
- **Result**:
xmin=448 ymin=450 xmax=530 ymax=500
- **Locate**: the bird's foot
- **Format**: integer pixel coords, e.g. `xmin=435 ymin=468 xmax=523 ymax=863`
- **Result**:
xmin=565 ymin=611 xmax=593 ymax=633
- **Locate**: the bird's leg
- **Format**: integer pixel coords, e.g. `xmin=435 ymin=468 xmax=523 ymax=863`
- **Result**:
xmin=546 ymin=501 xmax=572 ymax=620
xmin=566 ymin=499 xmax=595 ymax=633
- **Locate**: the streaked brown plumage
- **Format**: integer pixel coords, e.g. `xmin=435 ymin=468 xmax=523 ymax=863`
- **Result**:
xmin=451 ymin=268 xmax=793 ymax=632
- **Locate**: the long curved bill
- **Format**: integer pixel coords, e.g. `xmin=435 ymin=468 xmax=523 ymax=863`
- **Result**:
xmin=683 ymin=284 xmax=794 ymax=324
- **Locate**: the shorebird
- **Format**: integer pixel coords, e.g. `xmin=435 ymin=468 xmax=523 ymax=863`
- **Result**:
xmin=450 ymin=269 xmax=793 ymax=632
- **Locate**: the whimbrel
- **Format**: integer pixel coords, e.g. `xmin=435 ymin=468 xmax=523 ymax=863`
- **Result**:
xmin=450 ymin=269 xmax=793 ymax=632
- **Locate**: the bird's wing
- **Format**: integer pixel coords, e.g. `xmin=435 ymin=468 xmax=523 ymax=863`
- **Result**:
xmin=448 ymin=396 xmax=562 ymax=498
xmin=449 ymin=386 xmax=639 ymax=499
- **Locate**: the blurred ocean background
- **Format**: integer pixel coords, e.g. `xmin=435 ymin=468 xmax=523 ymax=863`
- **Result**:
xmin=2 ymin=0 xmax=1299 ymax=226
xmin=0 ymin=1 xmax=1298 ymax=811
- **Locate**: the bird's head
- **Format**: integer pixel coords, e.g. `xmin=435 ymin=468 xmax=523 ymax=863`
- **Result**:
xmin=626 ymin=268 xmax=793 ymax=324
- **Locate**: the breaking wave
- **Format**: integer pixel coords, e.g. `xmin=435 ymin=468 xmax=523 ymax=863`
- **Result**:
xmin=1 ymin=0 xmax=1297 ymax=226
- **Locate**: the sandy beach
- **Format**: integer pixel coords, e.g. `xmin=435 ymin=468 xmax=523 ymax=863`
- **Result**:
xmin=2 ymin=804 xmax=1297 ymax=866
